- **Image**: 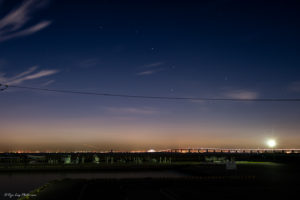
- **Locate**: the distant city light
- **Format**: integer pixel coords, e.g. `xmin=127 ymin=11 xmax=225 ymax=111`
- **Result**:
xmin=147 ymin=149 xmax=156 ymax=153
xmin=266 ymin=139 xmax=276 ymax=148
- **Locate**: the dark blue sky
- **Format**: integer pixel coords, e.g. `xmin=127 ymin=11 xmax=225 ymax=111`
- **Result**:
xmin=0 ymin=0 xmax=300 ymax=151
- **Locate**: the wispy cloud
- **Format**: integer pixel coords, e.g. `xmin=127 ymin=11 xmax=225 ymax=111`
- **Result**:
xmin=224 ymin=89 xmax=259 ymax=99
xmin=41 ymin=80 xmax=55 ymax=86
xmin=289 ymin=81 xmax=300 ymax=92
xmin=137 ymin=62 xmax=165 ymax=76
xmin=1 ymin=66 xmax=59 ymax=85
xmin=12 ymin=66 xmax=38 ymax=79
xmin=136 ymin=68 xmax=164 ymax=76
xmin=105 ymin=107 xmax=160 ymax=115
xmin=0 ymin=0 xmax=51 ymax=42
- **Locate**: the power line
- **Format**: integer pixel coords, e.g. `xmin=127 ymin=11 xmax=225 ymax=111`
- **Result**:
xmin=2 ymin=84 xmax=300 ymax=102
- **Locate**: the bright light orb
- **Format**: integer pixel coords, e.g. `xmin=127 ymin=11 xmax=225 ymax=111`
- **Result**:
xmin=266 ymin=139 xmax=276 ymax=148
xmin=147 ymin=149 xmax=156 ymax=153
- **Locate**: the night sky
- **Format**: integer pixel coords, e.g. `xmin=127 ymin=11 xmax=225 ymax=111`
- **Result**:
xmin=1 ymin=0 xmax=300 ymax=151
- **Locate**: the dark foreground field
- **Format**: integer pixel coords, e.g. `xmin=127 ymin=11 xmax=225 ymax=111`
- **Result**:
xmin=16 ymin=162 xmax=300 ymax=200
